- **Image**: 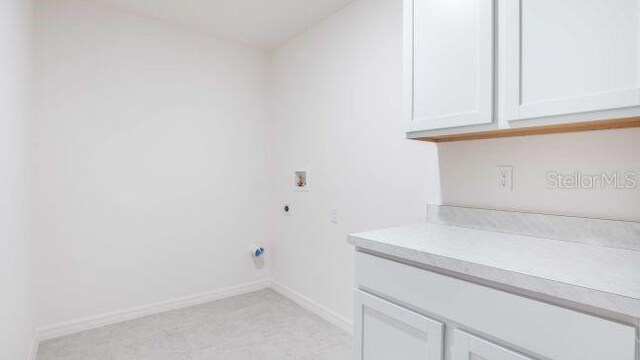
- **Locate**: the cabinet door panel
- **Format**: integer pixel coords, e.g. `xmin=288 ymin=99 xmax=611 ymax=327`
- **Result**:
xmin=453 ymin=330 xmax=533 ymax=360
xmin=355 ymin=291 xmax=444 ymax=360
xmin=406 ymin=0 xmax=494 ymax=132
xmin=502 ymin=0 xmax=640 ymax=121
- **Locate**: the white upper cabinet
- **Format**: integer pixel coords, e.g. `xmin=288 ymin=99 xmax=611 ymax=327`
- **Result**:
xmin=405 ymin=0 xmax=495 ymax=132
xmin=406 ymin=0 xmax=640 ymax=139
xmin=501 ymin=0 xmax=640 ymax=122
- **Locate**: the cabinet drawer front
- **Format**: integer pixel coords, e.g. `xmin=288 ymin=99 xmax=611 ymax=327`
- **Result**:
xmin=355 ymin=290 xmax=444 ymax=360
xmin=356 ymin=252 xmax=636 ymax=360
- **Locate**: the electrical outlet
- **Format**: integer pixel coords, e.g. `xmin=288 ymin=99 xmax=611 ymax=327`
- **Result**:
xmin=496 ymin=166 xmax=513 ymax=192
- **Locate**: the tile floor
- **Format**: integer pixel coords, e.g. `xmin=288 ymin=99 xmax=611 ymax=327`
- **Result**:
xmin=37 ymin=289 xmax=352 ymax=360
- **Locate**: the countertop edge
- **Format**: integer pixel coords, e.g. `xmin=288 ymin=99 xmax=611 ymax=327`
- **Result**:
xmin=348 ymin=234 xmax=640 ymax=320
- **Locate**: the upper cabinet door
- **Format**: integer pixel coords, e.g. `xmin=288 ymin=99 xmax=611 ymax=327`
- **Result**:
xmin=355 ymin=291 xmax=444 ymax=360
xmin=405 ymin=0 xmax=495 ymax=132
xmin=452 ymin=330 xmax=533 ymax=360
xmin=501 ymin=0 xmax=640 ymax=121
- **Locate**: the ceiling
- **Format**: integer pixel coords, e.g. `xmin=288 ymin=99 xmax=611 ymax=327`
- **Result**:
xmin=84 ymin=0 xmax=357 ymax=49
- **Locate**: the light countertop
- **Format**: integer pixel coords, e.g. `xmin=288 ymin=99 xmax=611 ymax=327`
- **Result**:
xmin=349 ymin=223 xmax=640 ymax=319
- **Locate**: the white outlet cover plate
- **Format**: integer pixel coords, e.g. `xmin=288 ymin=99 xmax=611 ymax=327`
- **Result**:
xmin=496 ymin=166 xmax=513 ymax=192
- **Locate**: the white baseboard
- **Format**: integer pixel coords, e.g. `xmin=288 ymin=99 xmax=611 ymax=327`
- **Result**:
xmin=35 ymin=278 xmax=353 ymax=344
xmin=37 ymin=279 xmax=270 ymax=341
xmin=271 ymin=280 xmax=354 ymax=335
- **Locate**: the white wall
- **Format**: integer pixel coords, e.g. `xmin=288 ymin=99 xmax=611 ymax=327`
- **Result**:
xmin=33 ymin=0 xmax=273 ymax=328
xmin=439 ymin=128 xmax=640 ymax=221
xmin=0 ymin=0 xmax=37 ymax=358
xmin=32 ymin=0 xmax=637 ymax=339
xmin=270 ymin=0 xmax=440 ymax=324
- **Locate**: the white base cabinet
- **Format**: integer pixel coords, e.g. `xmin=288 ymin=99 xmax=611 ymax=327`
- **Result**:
xmin=354 ymin=252 xmax=637 ymax=360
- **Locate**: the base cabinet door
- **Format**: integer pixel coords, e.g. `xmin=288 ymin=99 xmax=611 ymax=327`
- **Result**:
xmin=452 ymin=330 xmax=533 ymax=360
xmin=355 ymin=291 xmax=444 ymax=360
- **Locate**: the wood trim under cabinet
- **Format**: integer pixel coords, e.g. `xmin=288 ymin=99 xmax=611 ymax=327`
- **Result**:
xmin=413 ymin=117 xmax=640 ymax=143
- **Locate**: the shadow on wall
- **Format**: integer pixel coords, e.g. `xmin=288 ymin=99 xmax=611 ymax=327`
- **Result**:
xmin=436 ymin=128 xmax=640 ymax=222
